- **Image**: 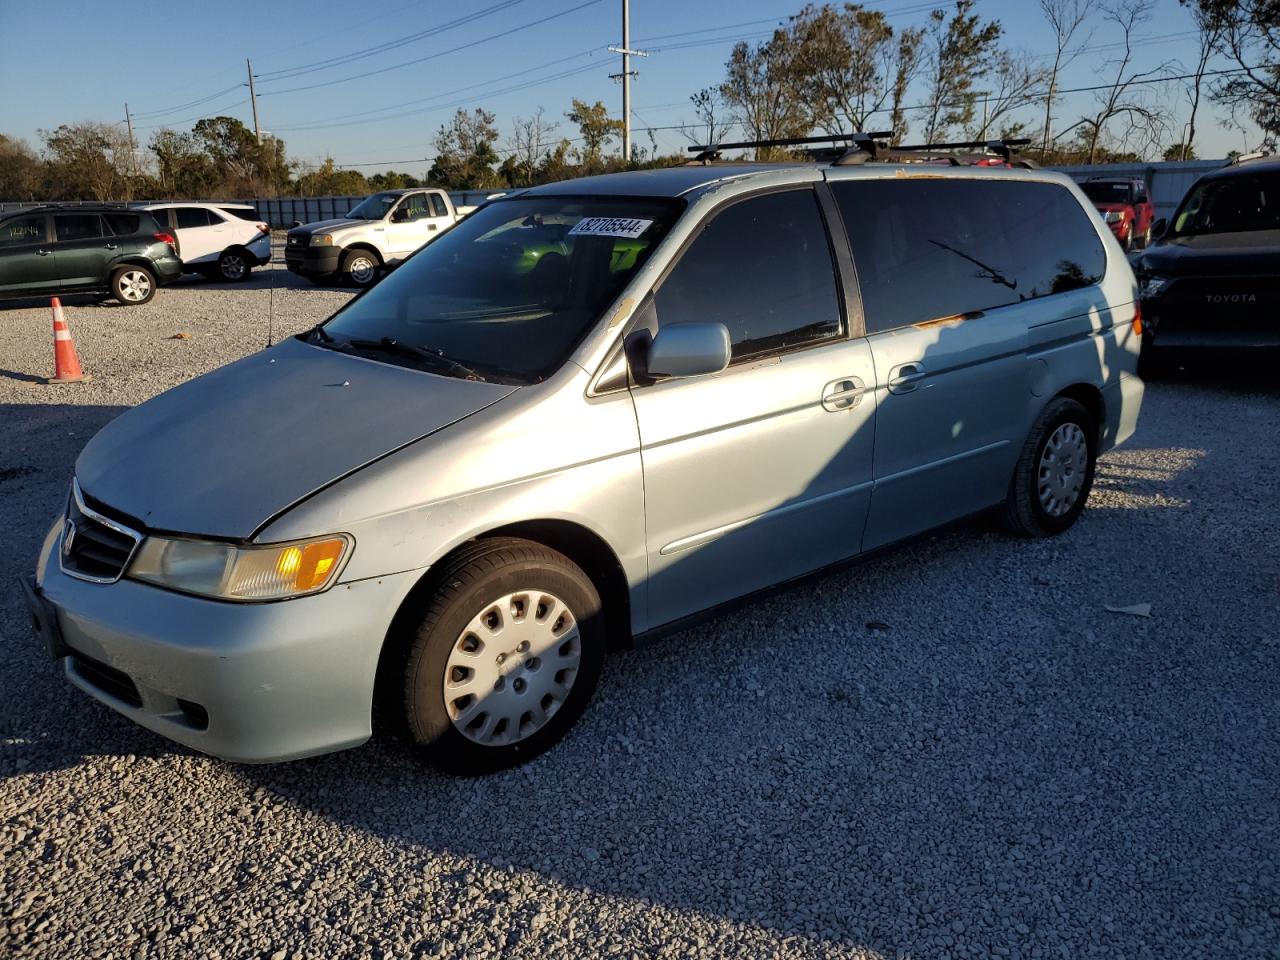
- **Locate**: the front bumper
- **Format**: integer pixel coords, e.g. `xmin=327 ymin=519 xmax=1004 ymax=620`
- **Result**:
xmin=1144 ymin=280 xmax=1280 ymax=349
xmin=29 ymin=518 xmax=423 ymax=763
xmin=284 ymin=243 xmax=341 ymax=277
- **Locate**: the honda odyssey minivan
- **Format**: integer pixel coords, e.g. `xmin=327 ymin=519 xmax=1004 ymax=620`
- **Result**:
xmin=24 ymin=159 xmax=1145 ymax=774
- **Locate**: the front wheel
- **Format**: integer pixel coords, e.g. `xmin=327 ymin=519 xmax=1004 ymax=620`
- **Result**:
xmin=110 ymin=265 xmax=156 ymax=305
xmin=341 ymin=249 xmax=380 ymax=288
xmin=394 ymin=539 xmax=605 ymax=774
xmin=1001 ymin=397 xmax=1097 ymax=537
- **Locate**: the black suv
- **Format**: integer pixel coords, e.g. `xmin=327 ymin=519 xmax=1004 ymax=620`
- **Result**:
xmin=1135 ymin=154 xmax=1280 ymax=364
xmin=0 ymin=206 xmax=183 ymax=306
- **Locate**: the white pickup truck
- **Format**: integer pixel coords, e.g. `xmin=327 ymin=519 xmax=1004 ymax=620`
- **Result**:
xmin=284 ymin=187 xmax=482 ymax=287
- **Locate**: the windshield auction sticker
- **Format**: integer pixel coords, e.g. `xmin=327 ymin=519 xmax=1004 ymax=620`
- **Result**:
xmin=568 ymin=217 xmax=654 ymax=239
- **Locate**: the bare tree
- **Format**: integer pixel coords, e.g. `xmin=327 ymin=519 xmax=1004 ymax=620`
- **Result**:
xmin=507 ymin=108 xmax=557 ymax=187
xmin=1038 ymin=0 xmax=1094 ymax=155
xmin=1077 ymin=0 xmax=1172 ymax=162
xmin=681 ymin=87 xmax=731 ymax=147
xmin=968 ymin=51 xmax=1049 ymax=140
xmin=1196 ymin=0 xmax=1280 ymax=143
xmin=889 ymin=29 xmax=925 ymax=142
xmin=1179 ymin=3 xmax=1227 ymax=159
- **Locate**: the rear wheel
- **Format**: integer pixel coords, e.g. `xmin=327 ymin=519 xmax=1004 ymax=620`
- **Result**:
xmin=1001 ymin=397 xmax=1097 ymax=537
xmin=110 ymin=265 xmax=156 ymax=305
xmin=392 ymin=538 xmax=605 ymax=774
xmin=341 ymin=249 xmax=379 ymax=288
xmin=216 ymin=248 xmax=251 ymax=282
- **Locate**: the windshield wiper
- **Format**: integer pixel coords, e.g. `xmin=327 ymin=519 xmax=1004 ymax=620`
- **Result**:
xmin=305 ymin=323 xmax=335 ymax=343
xmin=347 ymin=337 xmax=486 ymax=382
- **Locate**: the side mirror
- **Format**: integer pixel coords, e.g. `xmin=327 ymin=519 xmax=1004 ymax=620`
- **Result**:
xmin=1151 ymin=217 xmax=1167 ymax=240
xmin=646 ymin=322 xmax=731 ymax=379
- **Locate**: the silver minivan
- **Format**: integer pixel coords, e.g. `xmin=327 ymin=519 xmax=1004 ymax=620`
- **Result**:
xmin=24 ymin=159 xmax=1145 ymax=773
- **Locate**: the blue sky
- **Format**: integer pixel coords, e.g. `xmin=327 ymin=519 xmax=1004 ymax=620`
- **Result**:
xmin=0 ymin=0 xmax=1261 ymax=177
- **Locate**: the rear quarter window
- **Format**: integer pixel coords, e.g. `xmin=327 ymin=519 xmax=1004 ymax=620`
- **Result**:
xmin=104 ymin=213 xmax=143 ymax=236
xmin=219 ymin=206 xmax=262 ymax=221
xmin=832 ymin=178 xmax=1107 ymax=333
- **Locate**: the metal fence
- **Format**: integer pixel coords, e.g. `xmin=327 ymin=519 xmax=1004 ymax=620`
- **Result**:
xmin=0 ymin=190 xmax=504 ymax=227
xmin=0 ymin=162 xmax=1228 ymax=225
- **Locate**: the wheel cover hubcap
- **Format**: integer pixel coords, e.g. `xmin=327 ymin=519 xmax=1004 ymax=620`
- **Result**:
xmin=443 ymin=590 xmax=582 ymax=746
xmin=1037 ymin=422 xmax=1088 ymax=517
xmin=222 ymin=256 xmax=246 ymax=279
xmin=119 ymin=271 xmax=151 ymax=301
xmin=350 ymin=258 xmax=374 ymax=282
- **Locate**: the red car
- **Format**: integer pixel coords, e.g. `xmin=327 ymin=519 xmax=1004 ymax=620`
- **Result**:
xmin=1080 ymin=177 xmax=1156 ymax=250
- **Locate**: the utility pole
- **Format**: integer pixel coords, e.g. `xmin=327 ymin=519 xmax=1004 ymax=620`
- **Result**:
xmin=123 ymin=103 xmax=137 ymax=175
xmin=246 ymin=58 xmax=262 ymax=144
xmin=608 ymin=0 xmax=647 ymax=162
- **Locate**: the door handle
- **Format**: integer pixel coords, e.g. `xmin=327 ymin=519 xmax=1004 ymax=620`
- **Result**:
xmin=822 ymin=376 xmax=866 ymax=412
xmin=37 ymin=249 xmax=52 ymax=257
xmin=887 ymin=362 xmax=926 ymax=395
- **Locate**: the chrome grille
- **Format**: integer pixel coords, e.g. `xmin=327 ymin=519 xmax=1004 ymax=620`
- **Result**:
xmin=60 ymin=480 xmax=142 ymax=584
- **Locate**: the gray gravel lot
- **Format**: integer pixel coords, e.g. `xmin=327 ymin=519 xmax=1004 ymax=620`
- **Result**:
xmin=2 ymin=262 xmax=1278 ymax=959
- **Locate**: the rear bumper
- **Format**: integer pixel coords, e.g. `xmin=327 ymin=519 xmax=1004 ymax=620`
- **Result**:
xmin=31 ymin=516 xmax=424 ymax=763
xmin=153 ymin=255 xmax=184 ymax=285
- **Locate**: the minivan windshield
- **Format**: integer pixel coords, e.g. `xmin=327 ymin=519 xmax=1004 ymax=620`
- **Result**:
xmin=309 ymin=195 xmax=683 ymax=384
xmin=1172 ymin=173 xmax=1280 ymax=237
xmin=346 ymin=193 xmax=401 ymax=219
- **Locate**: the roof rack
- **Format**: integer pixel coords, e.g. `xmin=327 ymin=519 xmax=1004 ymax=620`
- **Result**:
xmin=686 ymin=134 xmax=1033 ymax=167
xmin=1227 ymin=150 xmax=1270 ymax=165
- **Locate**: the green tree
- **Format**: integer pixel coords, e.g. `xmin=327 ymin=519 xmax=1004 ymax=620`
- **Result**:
xmin=0 ymin=134 xmax=44 ymax=201
xmin=919 ymin=0 xmax=1003 ymax=144
xmin=295 ymin=158 xmax=369 ymax=196
xmin=193 ymin=116 xmax=289 ymax=196
xmin=150 ymin=128 xmax=216 ymax=198
xmin=40 ymin=121 xmax=134 ymax=200
xmin=720 ymin=33 xmax=811 ymax=158
xmin=428 ymin=108 xmax=501 ymax=189
xmin=368 ymin=170 xmax=420 ymax=190
xmin=566 ymin=99 xmax=623 ymax=168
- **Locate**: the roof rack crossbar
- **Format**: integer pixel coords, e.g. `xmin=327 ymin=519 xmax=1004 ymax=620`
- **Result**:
xmin=686 ymin=131 xmax=893 ymax=154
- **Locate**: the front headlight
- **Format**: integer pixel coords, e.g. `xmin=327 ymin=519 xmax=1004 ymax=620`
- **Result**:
xmin=310 ymin=234 xmax=334 ymax=246
xmin=128 ymin=534 xmax=351 ymax=601
xmin=1104 ymin=211 xmax=1125 ymax=224
xmin=1141 ymin=276 xmax=1169 ymax=298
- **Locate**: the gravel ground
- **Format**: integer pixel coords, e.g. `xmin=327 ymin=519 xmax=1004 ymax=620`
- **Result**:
xmin=1 ymin=261 xmax=1278 ymax=959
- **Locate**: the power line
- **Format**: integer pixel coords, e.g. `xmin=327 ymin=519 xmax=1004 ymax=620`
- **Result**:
xmin=259 ymin=0 xmax=608 ymax=96
xmin=255 ymin=0 xmax=529 ymax=82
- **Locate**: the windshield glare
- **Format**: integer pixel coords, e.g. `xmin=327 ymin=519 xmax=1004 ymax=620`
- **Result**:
xmin=313 ymin=196 xmax=683 ymax=384
xmin=1172 ymin=174 xmax=1280 ymax=237
xmin=346 ymin=193 xmax=400 ymax=219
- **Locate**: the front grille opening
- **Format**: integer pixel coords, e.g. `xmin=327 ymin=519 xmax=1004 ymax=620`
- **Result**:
xmin=62 ymin=494 xmax=139 ymax=582
xmin=176 ymin=699 xmax=209 ymax=730
xmin=71 ymin=652 xmax=142 ymax=708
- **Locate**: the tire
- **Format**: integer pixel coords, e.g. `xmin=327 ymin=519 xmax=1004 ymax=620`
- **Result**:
xmin=1139 ymin=224 xmax=1153 ymax=249
xmin=216 ymin=248 xmax=251 ymax=282
xmin=110 ymin=265 xmax=156 ymax=305
xmin=392 ymin=538 xmax=605 ymax=774
xmin=341 ymin=249 xmax=380 ymax=288
xmin=1001 ymin=397 xmax=1097 ymax=538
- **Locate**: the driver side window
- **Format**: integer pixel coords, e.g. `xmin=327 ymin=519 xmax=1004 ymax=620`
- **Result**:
xmin=398 ymin=194 xmax=429 ymax=222
xmin=653 ymin=189 xmax=843 ymax=363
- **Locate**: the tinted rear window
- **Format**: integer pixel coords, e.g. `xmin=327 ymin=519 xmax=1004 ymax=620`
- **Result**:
xmin=832 ymin=178 xmax=1107 ymax=333
xmin=55 ymin=214 xmax=105 ymax=242
xmin=104 ymin=213 xmax=143 ymax=236
xmin=175 ymin=207 xmax=214 ymax=229
xmin=219 ymin=206 xmax=261 ymax=221
xmin=1080 ymin=181 xmax=1135 ymax=204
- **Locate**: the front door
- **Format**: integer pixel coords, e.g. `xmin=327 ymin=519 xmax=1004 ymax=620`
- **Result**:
xmin=384 ymin=192 xmax=436 ymax=260
xmin=0 ymin=213 xmax=57 ymax=295
xmin=630 ymin=187 xmax=877 ymax=629
xmin=52 ymin=213 xmax=114 ymax=289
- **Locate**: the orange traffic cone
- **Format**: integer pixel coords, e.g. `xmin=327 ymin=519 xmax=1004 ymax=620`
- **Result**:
xmin=48 ymin=297 xmax=90 ymax=385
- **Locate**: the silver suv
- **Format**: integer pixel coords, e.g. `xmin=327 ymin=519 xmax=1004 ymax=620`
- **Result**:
xmin=24 ymin=159 xmax=1145 ymax=773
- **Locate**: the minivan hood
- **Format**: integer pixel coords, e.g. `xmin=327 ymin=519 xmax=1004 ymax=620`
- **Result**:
xmin=75 ymin=337 xmax=517 ymax=539
xmin=1138 ymin=229 xmax=1280 ymax=276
